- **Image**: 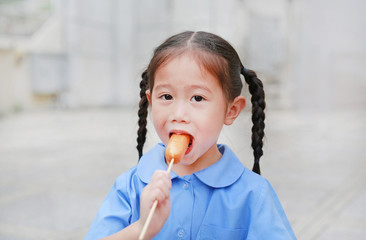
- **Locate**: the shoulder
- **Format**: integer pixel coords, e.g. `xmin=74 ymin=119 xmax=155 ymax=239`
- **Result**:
xmin=247 ymin=172 xmax=276 ymax=208
xmin=239 ymin=171 xmax=297 ymax=239
xmin=234 ymin=165 xmax=269 ymax=191
xmin=84 ymin=166 xmax=148 ymax=239
xmin=114 ymin=166 xmax=138 ymax=186
xmin=113 ymin=165 xmax=147 ymax=195
xmin=241 ymin=170 xmax=279 ymax=202
xmin=218 ymin=164 xmax=284 ymax=217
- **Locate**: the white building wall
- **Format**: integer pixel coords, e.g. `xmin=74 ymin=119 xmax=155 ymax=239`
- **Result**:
xmin=0 ymin=50 xmax=32 ymax=115
xmin=60 ymin=0 xmax=250 ymax=108
xmin=1 ymin=0 xmax=365 ymax=112
xmin=244 ymin=0 xmax=289 ymax=108
xmin=288 ymin=0 xmax=366 ymax=110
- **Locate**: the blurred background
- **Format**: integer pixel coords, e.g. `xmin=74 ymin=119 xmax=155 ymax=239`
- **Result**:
xmin=0 ymin=0 xmax=365 ymax=239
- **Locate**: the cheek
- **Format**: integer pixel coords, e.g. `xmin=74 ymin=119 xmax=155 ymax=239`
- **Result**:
xmin=151 ymin=107 xmax=163 ymax=127
xmin=200 ymin=106 xmax=226 ymax=126
xmin=151 ymin=105 xmax=168 ymax=135
xmin=194 ymin=109 xmax=225 ymax=139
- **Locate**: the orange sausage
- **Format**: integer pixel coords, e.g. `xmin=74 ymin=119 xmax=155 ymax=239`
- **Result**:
xmin=165 ymin=134 xmax=190 ymax=164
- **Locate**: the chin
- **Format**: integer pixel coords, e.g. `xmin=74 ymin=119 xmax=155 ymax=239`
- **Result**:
xmin=178 ymin=156 xmax=197 ymax=166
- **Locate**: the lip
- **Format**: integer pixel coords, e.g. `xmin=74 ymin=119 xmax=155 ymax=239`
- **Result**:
xmin=169 ymin=130 xmax=193 ymax=155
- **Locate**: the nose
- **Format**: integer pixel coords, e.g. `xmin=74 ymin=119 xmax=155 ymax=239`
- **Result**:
xmin=169 ymin=100 xmax=190 ymax=123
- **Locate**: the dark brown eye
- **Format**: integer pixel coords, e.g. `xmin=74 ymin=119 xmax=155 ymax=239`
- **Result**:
xmin=161 ymin=94 xmax=173 ymax=100
xmin=191 ymin=95 xmax=204 ymax=102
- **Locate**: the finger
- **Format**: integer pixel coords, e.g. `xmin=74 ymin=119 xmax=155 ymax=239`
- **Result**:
xmin=151 ymin=170 xmax=170 ymax=182
xmin=153 ymin=188 xmax=168 ymax=203
xmin=152 ymin=178 xmax=172 ymax=203
xmin=150 ymin=171 xmax=171 ymax=189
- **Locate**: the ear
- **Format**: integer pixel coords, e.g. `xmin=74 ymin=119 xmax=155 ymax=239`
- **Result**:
xmin=145 ymin=90 xmax=151 ymax=105
xmin=224 ymin=96 xmax=246 ymax=125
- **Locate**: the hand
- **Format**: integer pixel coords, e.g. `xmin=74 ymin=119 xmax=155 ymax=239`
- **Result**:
xmin=138 ymin=170 xmax=172 ymax=239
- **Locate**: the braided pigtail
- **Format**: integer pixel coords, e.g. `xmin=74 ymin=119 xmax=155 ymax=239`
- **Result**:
xmin=241 ymin=67 xmax=266 ymax=175
xmin=136 ymin=70 xmax=149 ymax=160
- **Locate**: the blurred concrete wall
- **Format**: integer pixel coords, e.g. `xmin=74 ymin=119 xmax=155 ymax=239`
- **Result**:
xmin=0 ymin=49 xmax=32 ymax=114
xmin=288 ymin=0 xmax=366 ymax=111
xmin=58 ymin=0 xmax=249 ymax=107
xmin=1 ymin=0 xmax=365 ymax=114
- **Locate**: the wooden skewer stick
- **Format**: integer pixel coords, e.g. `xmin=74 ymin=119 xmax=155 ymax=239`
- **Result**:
xmin=166 ymin=157 xmax=175 ymax=173
xmin=138 ymin=158 xmax=174 ymax=240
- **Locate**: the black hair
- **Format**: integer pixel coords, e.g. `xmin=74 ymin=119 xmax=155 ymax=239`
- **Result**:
xmin=137 ymin=70 xmax=149 ymax=159
xmin=136 ymin=31 xmax=265 ymax=175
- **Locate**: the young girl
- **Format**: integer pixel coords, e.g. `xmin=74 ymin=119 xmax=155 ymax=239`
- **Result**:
xmin=85 ymin=31 xmax=296 ymax=239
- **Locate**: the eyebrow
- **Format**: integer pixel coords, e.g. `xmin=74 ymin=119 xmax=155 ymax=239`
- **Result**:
xmin=153 ymin=84 xmax=171 ymax=92
xmin=187 ymin=84 xmax=212 ymax=93
xmin=154 ymin=83 xmax=212 ymax=93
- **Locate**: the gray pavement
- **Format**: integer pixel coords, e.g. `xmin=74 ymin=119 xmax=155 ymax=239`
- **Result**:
xmin=0 ymin=108 xmax=365 ymax=239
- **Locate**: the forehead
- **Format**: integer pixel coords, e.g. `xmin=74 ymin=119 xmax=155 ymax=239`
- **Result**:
xmin=157 ymin=53 xmax=202 ymax=73
xmin=154 ymin=53 xmax=220 ymax=85
xmin=154 ymin=48 xmax=225 ymax=76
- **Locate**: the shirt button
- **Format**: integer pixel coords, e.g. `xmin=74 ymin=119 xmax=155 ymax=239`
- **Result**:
xmin=183 ymin=182 xmax=189 ymax=189
xmin=177 ymin=229 xmax=185 ymax=238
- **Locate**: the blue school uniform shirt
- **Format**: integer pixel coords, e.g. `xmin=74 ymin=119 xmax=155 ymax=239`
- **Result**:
xmin=85 ymin=143 xmax=296 ymax=239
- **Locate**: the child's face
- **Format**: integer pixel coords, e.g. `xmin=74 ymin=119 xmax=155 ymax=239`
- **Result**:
xmin=146 ymin=54 xmax=239 ymax=168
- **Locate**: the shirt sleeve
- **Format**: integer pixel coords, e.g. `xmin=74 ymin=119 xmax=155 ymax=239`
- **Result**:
xmin=84 ymin=174 xmax=133 ymax=240
xmin=247 ymin=179 xmax=297 ymax=240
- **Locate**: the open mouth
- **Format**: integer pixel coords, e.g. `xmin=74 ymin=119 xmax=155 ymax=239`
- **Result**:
xmin=169 ymin=132 xmax=193 ymax=153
